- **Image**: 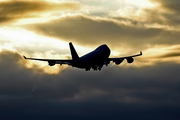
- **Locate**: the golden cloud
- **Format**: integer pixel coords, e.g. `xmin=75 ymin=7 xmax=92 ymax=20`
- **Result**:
xmin=110 ymin=0 xmax=180 ymax=31
xmin=0 ymin=50 xmax=68 ymax=75
xmin=26 ymin=15 xmax=180 ymax=52
xmin=136 ymin=44 xmax=180 ymax=67
xmin=0 ymin=0 xmax=81 ymax=24
xmin=150 ymin=0 xmax=180 ymax=13
xmin=144 ymin=0 xmax=180 ymax=26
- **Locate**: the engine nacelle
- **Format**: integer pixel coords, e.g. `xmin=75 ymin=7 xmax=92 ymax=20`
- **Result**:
xmin=113 ymin=58 xmax=124 ymax=65
xmin=126 ymin=57 xmax=134 ymax=63
xmin=48 ymin=61 xmax=56 ymax=66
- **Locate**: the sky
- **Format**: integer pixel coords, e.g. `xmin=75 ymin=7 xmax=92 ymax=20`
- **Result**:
xmin=0 ymin=0 xmax=180 ymax=119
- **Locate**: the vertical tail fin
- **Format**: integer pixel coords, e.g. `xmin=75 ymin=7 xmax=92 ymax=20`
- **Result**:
xmin=69 ymin=42 xmax=79 ymax=60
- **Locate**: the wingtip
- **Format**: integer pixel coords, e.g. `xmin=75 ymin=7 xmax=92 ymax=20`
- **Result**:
xmin=140 ymin=51 xmax=142 ymax=55
xmin=23 ymin=56 xmax=26 ymax=59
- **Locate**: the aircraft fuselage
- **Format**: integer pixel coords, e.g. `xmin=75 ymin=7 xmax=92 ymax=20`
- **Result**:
xmin=72 ymin=44 xmax=110 ymax=70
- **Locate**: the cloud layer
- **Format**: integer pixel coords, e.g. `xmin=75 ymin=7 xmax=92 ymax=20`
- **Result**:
xmin=28 ymin=15 xmax=180 ymax=51
xmin=0 ymin=50 xmax=180 ymax=119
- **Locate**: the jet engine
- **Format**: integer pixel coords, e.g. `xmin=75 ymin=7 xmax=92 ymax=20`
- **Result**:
xmin=126 ymin=57 xmax=134 ymax=63
xmin=113 ymin=58 xmax=124 ymax=65
xmin=48 ymin=61 xmax=56 ymax=66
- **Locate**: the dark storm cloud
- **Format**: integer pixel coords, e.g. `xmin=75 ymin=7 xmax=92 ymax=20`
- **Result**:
xmin=0 ymin=0 xmax=81 ymax=24
xmin=27 ymin=15 xmax=180 ymax=50
xmin=0 ymin=50 xmax=180 ymax=119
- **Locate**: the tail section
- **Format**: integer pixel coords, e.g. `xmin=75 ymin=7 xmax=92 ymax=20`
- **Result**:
xmin=69 ymin=42 xmax=79 ymax=60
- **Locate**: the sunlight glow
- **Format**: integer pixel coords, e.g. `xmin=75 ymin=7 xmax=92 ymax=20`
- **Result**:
xmin=21 ymin=58 xmax=68 ymax=75
xmin=0 ymin=27 xmax=72 ymax=74
xmin=0 ymin=26 xmax=97 ymax=74
xmin=136 ymin=44 xmax=180 ymax=67
xmin=110 ymin=0 xmax=157 ymax=19
xmin=0 ymin=27 xmax=68 ymax=52
xmin=125 ymin=0 xmax=155 ymax=8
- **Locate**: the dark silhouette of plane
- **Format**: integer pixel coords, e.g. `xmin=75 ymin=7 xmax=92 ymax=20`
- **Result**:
xmin=23 ymin=42 xmax=142 ymax=71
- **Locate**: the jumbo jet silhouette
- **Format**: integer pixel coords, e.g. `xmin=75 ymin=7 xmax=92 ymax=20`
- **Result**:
xmin=24 ymin=42 xmax=142 ymax=71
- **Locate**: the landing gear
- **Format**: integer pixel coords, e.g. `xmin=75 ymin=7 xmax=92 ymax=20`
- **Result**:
xmin=85 ymin=65 xmax=101 ymax=71
xmin=92 ymin=64 xmax=103 ymax=71
xmin=84 ymin=62 xmax=108 ymax=71
xmin=85 ymin=67 xmax=91 ymax=71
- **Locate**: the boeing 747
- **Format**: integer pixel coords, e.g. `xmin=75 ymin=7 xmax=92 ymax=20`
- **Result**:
xmin=23 ymin=42 xmax=142 ymax=71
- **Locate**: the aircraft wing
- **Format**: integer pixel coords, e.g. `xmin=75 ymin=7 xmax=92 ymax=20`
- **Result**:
xmin=23 ymin=56 xmax=73 ymax=65
xmin=107 ymin=51 xmax=142 ymax=64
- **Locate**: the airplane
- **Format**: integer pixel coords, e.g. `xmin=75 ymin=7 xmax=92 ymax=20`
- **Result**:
xmin=23 ymin=42 xmax=142 ymax=71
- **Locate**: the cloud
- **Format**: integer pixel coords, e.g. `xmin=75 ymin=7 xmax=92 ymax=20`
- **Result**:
xmin=27 ymin=15 xmax=180 ymax=52
xmin=0 ymin=0 xmax=81 ymax=24
xmin=0 ymin=49 xmax=180 ymax=119
xmin=1 ymin=49 xmax=180 ymax=101
xmin=135 ymin=44 xmax=180 ymax=67
xmin=108 ymin=0 xmax=180 ymax=30
xmin=158 ymin=52 xmax=180 ymax=58
xmin=150 ymin=0 xmax=180 ymax=13
xmin=143 ymin=0 xmax=180 ymax=26
xmin=0 ymin=49 xmax=68 ymax=75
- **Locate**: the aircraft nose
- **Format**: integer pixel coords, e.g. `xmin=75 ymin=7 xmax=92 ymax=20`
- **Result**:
xmin=100 ymin=44 xmax=110 ymax=53
xmin=101 ymin=44 xmax=108 ymax=48
xmin=96 ymin=44 xmax=110 ymax=52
